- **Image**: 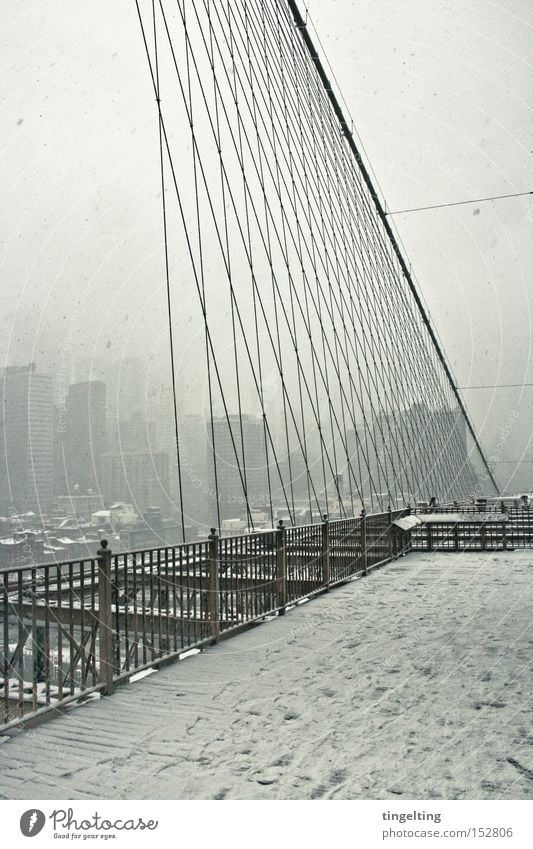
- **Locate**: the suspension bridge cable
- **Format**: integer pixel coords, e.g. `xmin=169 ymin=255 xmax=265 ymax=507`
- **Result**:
xmin=459 ymin=383 xmax=533 ymax=390
xmin=164 ymin=0 xmax=314 ymax=522
xmin=386 ymin=191 xmax=532 ymax=216
xmin=141 ymin=0 xmax=338 ymax=524
xmin=256 ymin=0 xmax=474 ymax=500
xmin=271 ymin=3 xmax=443 ymax=501
xmin=180 ymin=0 xmax=223 ymax=533
xmin=194 ymin=0 xmax=370 ymax=512
xmin=205 ymin=0 xmax=255 ymax=531
xmin=134 ymin=0 xmax=496 ymax=525
xmin=151 ymin=0 xmax=186 ymax=540
xmin=286 ymin=0 xmax=498 ymax=496
xmin=240 ymin=2 xmax=398 ymax=504
xmin=262 ymin=0 xmax=454 ymax=504
xmin=173 ymin=0 xmax=287 ymax=527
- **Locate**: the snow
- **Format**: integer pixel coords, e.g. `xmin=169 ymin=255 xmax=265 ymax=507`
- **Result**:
xmin=393 ymin=515 xmax=422 ymax=531
xmin=0 ymin=550 xmax=531 ymax=800
xmin=418 ymin=513 xmax=508 ymax=523
xmin=128 ymin=668 xmax=158 ymax=684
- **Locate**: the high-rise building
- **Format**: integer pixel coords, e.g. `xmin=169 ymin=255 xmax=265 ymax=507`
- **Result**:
xmin=277 ymin=444 xmax=312 ymax=504
xmin=353 ymin=404 xmax=478 ymax=504
xmin=208 ymin=414 xmax=268 ymax=522
xmin=429 ymin=406 xmax=478 ymax=497
xmin=75 ymin=356 xmax=147 ymax=455
xmin=100 ymin=451 xmax=171 ymax=514
xmin=55 ymin=381 xmax=107 ymax=496
xmin=178 ymin=413 xmax=211 ymax=529
xmin=0 ymin=364 xmax=54 ymax=514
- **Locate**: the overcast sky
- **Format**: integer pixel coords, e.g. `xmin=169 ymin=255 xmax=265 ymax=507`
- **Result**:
xmin=2 ymin=0 xmax=532 ymax=491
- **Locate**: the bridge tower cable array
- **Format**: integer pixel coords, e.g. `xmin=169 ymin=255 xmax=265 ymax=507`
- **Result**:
xmin=286 ymin=0 xmax=498 ymax=496
xmin=134 ymin=0 xmax=498 ymax=539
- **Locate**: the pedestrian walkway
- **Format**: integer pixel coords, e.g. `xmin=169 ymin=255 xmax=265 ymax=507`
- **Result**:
xmin=0 ymin=551 xmax=531 ymax=800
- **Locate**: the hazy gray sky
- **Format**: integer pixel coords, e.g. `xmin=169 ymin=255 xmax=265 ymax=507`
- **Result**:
xmin=2 ymin=0 xmax=532 ymax=490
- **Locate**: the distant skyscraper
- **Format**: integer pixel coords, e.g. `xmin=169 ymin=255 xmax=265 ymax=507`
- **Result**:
xmin=75 ymin=356 xmax=147 ymax=455
xmin=430 ymin=406 xmax=478 ymax=497
xmin=0 ymin=364 xmax=54 ymax=514
xmin=180 ymin=413 xmax=211 ymax=528
xmin=55 ymin=381 xmax=107 ymax=496
xmin=277 ymin=445 xmax=312 ymax=504
xmin=209 ymin=414 xmax=268 ymax=522
xmin=151 ymin=385 xmax=176 ymax=457
xmin=100 ymin=451 xmax=171 ymax=514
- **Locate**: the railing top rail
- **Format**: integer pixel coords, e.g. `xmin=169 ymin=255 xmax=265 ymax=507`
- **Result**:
xmin=114 ymin=539 xmax=209 ymax=558
xmin=0 ymin=556 xmax=98 ymax=576
xmin=219 ymin=528 xmax=277 ymax=541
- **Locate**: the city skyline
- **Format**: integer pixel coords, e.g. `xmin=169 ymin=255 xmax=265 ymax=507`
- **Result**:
xmin=1 ymin=357 xmax=483 ymax=533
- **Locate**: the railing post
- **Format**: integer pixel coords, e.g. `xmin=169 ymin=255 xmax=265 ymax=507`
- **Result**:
xmin=321 ymin=514 xmax=330 ymax=589
xmin=276 ymin=519 xmax=286 ymax=613
xmin=454 ymin=523 xmax=459 ymax=551
xmin=405 ymin=503 xmax=412 ymax=554
xmin=427 ymin=523 xmax=433 ymax=552
xmin=502 ymin=520 xmax=508 ymax=551
xmin=360 ymin=509 xmax=368 ymax=576
xmin=97 ymin=539 xmax=114 ymax=696
xmin=480 ymin=522 xmax=486 ymax=551
xmin=208 ymin=529 xmax=220 ymax=642
xmin=33 ymin=626 xmax=46 ymax=684
xmin=387 ymin=504 xmax=393 ymax=560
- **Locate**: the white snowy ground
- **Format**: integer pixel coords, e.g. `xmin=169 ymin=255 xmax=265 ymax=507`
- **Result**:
xmin=0 ymin=550 xmax=531 ymax=800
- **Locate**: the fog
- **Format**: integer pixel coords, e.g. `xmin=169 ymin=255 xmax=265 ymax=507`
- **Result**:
xmin=1 ymin=1 xmax=532 ymax=545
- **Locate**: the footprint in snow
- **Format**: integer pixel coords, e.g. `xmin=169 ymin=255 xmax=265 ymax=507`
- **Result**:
xmin=213 ymin=788 xmax=230 ymax=800
xmin=311 ymin=784 xmax=326 ymax=799
xmin=272 ymin=753 xmax=292 ymax=767
xmin=329 ymin=768 xmax=348 ymax=786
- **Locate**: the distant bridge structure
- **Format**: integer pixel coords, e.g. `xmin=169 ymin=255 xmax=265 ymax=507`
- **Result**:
xmin=133 ymin=0 xmax=498 ymax=539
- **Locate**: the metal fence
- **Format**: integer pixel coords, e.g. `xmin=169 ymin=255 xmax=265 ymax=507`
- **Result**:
xmin=1 ymin=510 xmax=404 ymax=731
xmin=410 ymin=507 xmax=533 ymax=552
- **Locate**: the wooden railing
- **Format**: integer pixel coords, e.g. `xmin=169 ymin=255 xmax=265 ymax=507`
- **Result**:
xmin=0 ymin=510 xmax=406 ymax=731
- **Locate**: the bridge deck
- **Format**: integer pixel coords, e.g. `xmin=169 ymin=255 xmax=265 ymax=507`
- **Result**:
xmin=0 ymin=551 xmax=531 ymax=801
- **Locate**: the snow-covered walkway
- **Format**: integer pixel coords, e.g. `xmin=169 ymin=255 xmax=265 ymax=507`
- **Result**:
xmin=1 ymin=551 xmax=531 ymax=800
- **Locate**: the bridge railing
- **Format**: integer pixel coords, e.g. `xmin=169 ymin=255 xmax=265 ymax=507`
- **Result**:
xmin=1 ymin=509 xmax=407 ymax=731
xmin=410 ymin=506 xmax=533 ymax=552
xmin=4 ymin=504 xmax=532 ymax=730
xmin=0 ymin=558 xmax=104 ymax=729
xmin=411 ymin=500 xmax=532 ymax=516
